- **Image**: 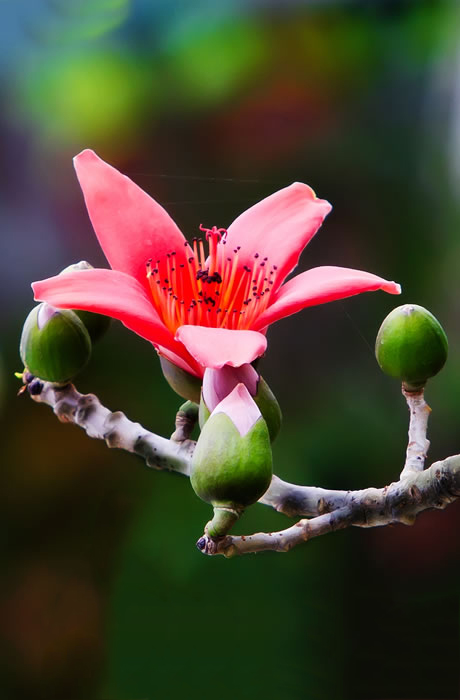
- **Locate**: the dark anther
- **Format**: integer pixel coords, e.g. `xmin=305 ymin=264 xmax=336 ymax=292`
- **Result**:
xmin=180 ymin=264 xmax=184 ymax=268
xmin=260 ymin=262 xmax=265 ymax=267
xmin=28 ymin=379 xmax=44 ymax=396
xmin=254 ymin=253 xmax=259 ymax=258
xmin=196 ymin=537 xmax=206 ymax=551
xmin=188 ymin=257 xmax=194 ymax=263
xmin=156 ymin=280 xmax=161 ymax=285
xmin=273 ymin=265 xmax=278 ymax=270
xmin=263 ymin=257 xmax=268 ymax=261
xmin=153 ymin=268 xmax=159 ymax=274
xmin=164 ymin=278 xmax=169 ymax=284
xmin=237 ymin=246 xmax=241 ymax=250
xmin=24 ymin=371 xmax=35 ymax=383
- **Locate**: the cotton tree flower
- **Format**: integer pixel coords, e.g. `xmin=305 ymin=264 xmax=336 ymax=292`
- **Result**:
xmin=33 ymin=150 xmax=401 ymax=378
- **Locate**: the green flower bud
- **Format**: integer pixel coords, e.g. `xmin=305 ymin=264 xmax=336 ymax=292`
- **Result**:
xmin=59 ymin=261 xmax=111 ymax=343
xmin=20 ymin=303 xmax=92 ymax=383
xmin=375 ymin=304 xmax=448 ymax=390
xmin=159 ymin=355 xmax=202 ymax=403
xmin=191 ymin=384 xmax=273 ymax=537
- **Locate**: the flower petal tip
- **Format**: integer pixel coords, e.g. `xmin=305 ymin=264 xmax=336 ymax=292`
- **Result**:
xmin=73 ymin=149 xmax=99 ymax=169
xmin=387 ymin=281 xmax=402 ymax=295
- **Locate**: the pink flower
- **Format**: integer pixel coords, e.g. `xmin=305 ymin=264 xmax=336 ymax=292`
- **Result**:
xmin=32 ymin=150 xmax=401 ymax=378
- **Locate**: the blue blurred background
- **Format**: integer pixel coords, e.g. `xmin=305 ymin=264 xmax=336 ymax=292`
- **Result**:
xmin=1 ymin=1 xmax=459 ymax=698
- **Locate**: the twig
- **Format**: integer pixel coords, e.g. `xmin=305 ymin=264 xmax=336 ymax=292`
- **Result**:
xmin=24 ymin=377 xmax=194 ymax=475
xmin=197 ymin=458 xmax=460 ymax=556
xmin=22 ymin=376 xmax=460 ymax=556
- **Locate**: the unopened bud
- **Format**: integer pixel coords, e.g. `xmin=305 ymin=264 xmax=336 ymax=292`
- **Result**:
xmin=375 ymin=304 xmax=448 ymax=390
xmin=20 ymin=303 xmax=92 ymax=383
xmin=191 ymin=383 xmax=272 ymax=537
xmin=200 ymin=364 xmax=282 ymax=442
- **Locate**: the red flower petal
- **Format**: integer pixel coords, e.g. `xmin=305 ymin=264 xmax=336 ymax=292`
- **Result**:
xmin=32 ymin=268 xmax=191 ymax=361
xmin=223 ymin=183 xmax=331 ymax=291
xmin=74 ymin=150 xmax=193 ymax=293
xmin=175 ymin=325 xmax=267 ymax=369
xmin=253 ymin=266 xmax=401 ymax=330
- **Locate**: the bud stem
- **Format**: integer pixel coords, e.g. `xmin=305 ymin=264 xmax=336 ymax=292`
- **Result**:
xmin=205 ymin=506 xmax=241 ymax=538
xmin=400 ymin=384 xmax=431 ymax=480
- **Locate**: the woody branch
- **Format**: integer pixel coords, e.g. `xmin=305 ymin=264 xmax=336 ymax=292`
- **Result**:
xmin=22 ymin=376 xmax=460 ymax=557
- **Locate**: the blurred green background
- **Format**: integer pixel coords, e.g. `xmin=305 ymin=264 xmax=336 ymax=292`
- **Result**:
xmin=1 ymin=1 xmax=459 ymax=698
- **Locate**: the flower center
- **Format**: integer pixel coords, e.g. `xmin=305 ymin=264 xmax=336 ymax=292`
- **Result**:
xmin=146 ymin=226 xmax=277 ymax=334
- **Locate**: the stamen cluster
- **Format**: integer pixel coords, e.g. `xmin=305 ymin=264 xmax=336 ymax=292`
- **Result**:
xmin=146 ymin=225 xmax=278 ymax=334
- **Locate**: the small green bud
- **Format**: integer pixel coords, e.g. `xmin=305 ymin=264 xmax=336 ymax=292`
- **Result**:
xmin=59 ymin=261 xmax=111 ymax=343
xmin=375 ymin=304 xmax=448 ymax=390
xmin=159 ymin=355 xmax=202 ymax=403
xmin=191 ymin=384 xmax=272 ymax=537
xmin=20 ymin=303 xmax=92 ymax=383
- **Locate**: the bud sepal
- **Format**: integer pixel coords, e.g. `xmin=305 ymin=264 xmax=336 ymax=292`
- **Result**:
xmin=159 ymin=356 xmax=202 ymax=403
